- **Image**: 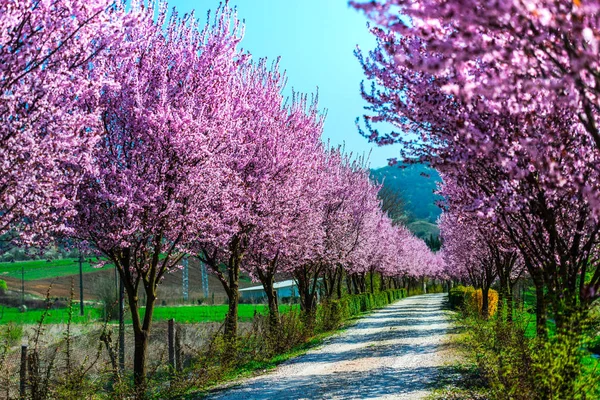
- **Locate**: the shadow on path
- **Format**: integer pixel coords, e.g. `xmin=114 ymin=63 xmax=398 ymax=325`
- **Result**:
xmin=204 ymin=293 xmax=453 ymax=400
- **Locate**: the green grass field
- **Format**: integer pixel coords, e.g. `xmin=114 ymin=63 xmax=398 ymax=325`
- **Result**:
xmin=139 ymin=303 xmax=298 ymax=323
xmin=0 ymin=258 xmax=113 ymax=281
xmin=0 ymin=303 xmax=299 ymax=325
xmin=0 ymin=306 xmax=103 ymax=324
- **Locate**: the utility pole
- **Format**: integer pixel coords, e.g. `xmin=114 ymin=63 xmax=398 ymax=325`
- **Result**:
xmin=200 ymin=259 xmax=209 ymax=299
xmin=182 ymin=256 xmax=189 ymax=302
xmin=79 ymin=250 xmax=84 ymax=316
xmin=21 ymin=264 xmax=24 ymax=308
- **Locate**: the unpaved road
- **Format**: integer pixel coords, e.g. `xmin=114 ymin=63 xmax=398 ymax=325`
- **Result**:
xmin=206 ymin=293 xmax=455 ymax=400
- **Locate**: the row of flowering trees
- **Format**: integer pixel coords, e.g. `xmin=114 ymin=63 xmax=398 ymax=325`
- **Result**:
xmin=1 ymin=0 xmax=442 ymax=392
xmin=351 ymin=0 xmax=600 ymax=337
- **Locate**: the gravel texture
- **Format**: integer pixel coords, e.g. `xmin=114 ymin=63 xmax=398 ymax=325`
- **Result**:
xmin=205 ymin=293 xmax=455 ymax=400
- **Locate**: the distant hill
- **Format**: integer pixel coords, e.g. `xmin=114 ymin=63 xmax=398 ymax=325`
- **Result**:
xmin=407 ymin=220 xmax=440 ymax=239
xmin=370 ymin=164 xmax=442 ymax=237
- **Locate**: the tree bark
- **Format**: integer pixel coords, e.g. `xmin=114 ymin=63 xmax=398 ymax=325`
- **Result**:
xmin=336 ymin=267 xmax=343 ymax=299
xmin=259 ymin=270 xmax=279 ymax=330
xmin=223 ymin=256 xmax=240 ymax=338
xmin=127 ymin=281 xmax=156 ymax=398
xmin=534 ymin=281 xmax=548 ymax=339
xmin=294 ymin=264 xmax=320 ymax=330
xmin=346 ymin=275 xmax=353 ymax=295
xmin=481 ymin=286 xmax=490 ymax=319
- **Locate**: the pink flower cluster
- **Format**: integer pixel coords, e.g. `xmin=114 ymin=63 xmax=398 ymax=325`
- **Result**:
xmin=352 ymin=0 xmax=600 ymax=326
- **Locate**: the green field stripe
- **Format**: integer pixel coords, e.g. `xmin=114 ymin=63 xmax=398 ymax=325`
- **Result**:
xmin=0 ymin=258 xmax=114 ymax=281
xmin=0 ymin=304 xmax=300 ymax=325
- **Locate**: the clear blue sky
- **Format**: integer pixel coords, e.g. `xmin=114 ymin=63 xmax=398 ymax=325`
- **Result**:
xmin=168 ymin=0 xmax=401 ymax=168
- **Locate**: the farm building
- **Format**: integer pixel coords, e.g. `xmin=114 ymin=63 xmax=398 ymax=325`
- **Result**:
xmin=239 ymin=279 xmax=299 ymax=302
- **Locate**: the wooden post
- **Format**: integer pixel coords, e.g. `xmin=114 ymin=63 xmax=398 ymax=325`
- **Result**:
xmin=20 ymin=345 xmax=27 ymax=399
xmin=168 ymin=319 xmax=175 ymax=370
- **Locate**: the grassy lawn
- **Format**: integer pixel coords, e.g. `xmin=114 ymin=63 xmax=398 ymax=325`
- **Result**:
xmin=0 ymin=303 xmax=300 ymax=325
xmin=140 ymin=303 xmax=299 ymax=323
xmin=0 ymin=305 xmax=103 ymax=324
xmin=0 ymin=258 xmax=113 ymax=281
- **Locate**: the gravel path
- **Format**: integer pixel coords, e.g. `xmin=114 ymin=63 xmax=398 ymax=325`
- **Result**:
xmin=205 ymin=293 xmax=455 ymax=400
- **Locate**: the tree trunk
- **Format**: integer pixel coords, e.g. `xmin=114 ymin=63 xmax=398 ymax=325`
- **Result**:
xmin=133 ymin=330 xmax=149 ymax=394
xmin=498 ymin=275 xmax=509 ymax=321
xmin=352 ymin=274 xmax=360 ymax=294
xmin=128 ymin=284 xmax=156 ymax=398
xmin=534 ymin=282 xmax=548 ymax=339
xmin=261 ymin=272 xmax=279 ymax=330
xmin=294 ymin=266 xmax=318 ymax=330
xmin=336 ymin=267 xmax=343 ymax=299
xmin=360 ymin=273 xmax=367 ymax=293
xmin=506 ymin=285 xmax=513 ymax=322
xmin=481 ymin=286 xmax=490 ymax=319
xmin=369 ymin=271 xmax=375 ymax=294
xmin=224 ymin=264 xmax=239 ymax=338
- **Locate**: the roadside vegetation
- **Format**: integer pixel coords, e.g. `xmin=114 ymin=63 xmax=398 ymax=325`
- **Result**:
xmin=0 ymin=304 xmax=300 ymax=325
xmin=0 ymin=287 xmax=414 ymax=399
xmin=431 ymin=286 xmax=600 ymax=400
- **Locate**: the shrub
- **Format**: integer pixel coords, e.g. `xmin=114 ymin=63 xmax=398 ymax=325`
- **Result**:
xmin=0 ymin=280 xmax=6 ymax=295
xmin=0 ymin=323 xmax=23 ymax=347
xmin=459 ymin=309 xmax=600 ymax=400
xmin=93 ymin=275 xmax=119 ymax=320
xmin=449 ymin=285 xmax=498 ymax=317
xmin=449 ymin=285 xmax=473 ymax=309
xmin=471 ymin=288 xmax=499 ymax=317
xmin=316 ymin=289 xmax=406 ymax=332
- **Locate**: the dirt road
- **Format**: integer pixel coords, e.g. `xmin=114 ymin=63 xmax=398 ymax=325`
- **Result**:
xmin=206 ymin=293 xmax=455 ymax=400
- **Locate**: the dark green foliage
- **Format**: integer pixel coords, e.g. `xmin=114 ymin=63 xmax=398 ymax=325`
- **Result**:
xmin=370 ymin=163 xmax=442 ymax=225
xmin=425 ymin=234 xmax=442 ymax=251
xmin=449 ymin=285 xmax=471 ymax=310
xmin=456 ymin=300 xmax=600 ymax=400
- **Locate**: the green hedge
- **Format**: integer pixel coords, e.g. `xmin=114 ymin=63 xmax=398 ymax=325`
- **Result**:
xmin=449 ymin=285 xmax=499 ymax=317
xmin=449 ymin=285 xmax=471 ymax=309
xmin=316 ymin=289 xmax=407 ymax=332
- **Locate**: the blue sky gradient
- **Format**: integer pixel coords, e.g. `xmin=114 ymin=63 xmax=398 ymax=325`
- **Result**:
xmin=169 ymin=0 xmax=401 ymax=168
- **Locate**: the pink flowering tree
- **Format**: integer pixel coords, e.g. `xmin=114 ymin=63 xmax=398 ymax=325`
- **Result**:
xmin=69 ymin=1 xmax=244 ymax=389
xmin=195 ymin=60 xmax=316 ymax=338
xmin=439 ymin=177 xmax=525 ymax=319
xmin=351 ymin=0 xmax=600 ymax=332
xmin=439 ymin=211 xmax=498 ymax=317
xmin=0 ymin=0 xmax=125 ymax=250
xmin=352 ymin=0 xmax=600 ymax=154
xmin=241 ymin=92 xmax=325 ymax=330
xmin=325 ymin=159 xmax=383 ymax=297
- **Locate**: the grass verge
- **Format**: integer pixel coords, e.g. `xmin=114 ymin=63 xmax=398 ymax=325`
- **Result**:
xmin=0 ymin=258 xmax=113 ymax=280
xmin=0 ymin=303 xmax=300 ymax=325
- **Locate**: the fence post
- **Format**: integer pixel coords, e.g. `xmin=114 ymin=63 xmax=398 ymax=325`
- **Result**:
xmin=20 ymin=345 xmax=27 ymax=399
xmin=168 ymin=318 xmax=175 ymax=370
